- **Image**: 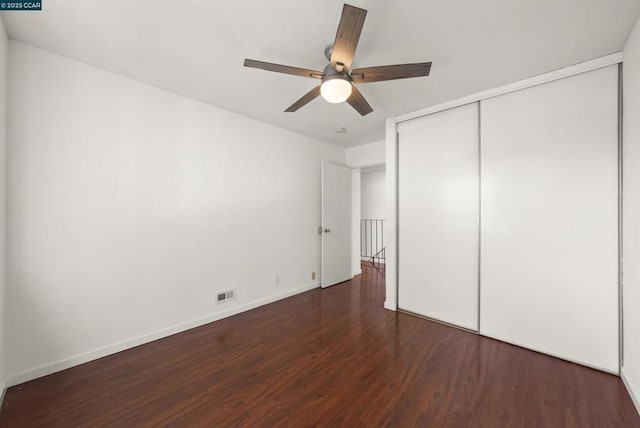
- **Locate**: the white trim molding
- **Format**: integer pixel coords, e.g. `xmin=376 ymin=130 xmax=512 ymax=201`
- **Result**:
xmin=385 ymin=117 xmax=399 ymax=311
xmin=0 ymin=376 xmax=7 ymax=405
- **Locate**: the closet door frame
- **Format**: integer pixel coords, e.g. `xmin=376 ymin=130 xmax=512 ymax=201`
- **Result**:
xmin=385 ymin=52 xmax=623 ymax=373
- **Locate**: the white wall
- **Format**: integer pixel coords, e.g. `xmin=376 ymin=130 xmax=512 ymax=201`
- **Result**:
xmin=623 ymin=15 xmax=640 ymax=413
xmin=6 ymin=41 xmax=344 ymax=384
xmin=345 ymin=140 xmax=385 ymax=168
xmin=351 ymin=169 xmax=361 ymax=276
xmin=361 ymin=167 xmax=385 ymax=220
xmin=0 ymin=17 xmax=7 ymax=398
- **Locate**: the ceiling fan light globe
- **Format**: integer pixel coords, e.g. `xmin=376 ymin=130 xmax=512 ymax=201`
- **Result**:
xmin=321 ymin=77 xmax=352 ymax=103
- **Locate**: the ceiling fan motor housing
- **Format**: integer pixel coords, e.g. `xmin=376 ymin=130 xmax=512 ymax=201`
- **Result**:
xmin=323 ymin=64 xmax=351 ymax=81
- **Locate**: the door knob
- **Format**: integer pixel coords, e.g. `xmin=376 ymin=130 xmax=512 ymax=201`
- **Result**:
xmin=317 ymin=227 xmax=331 ymax=234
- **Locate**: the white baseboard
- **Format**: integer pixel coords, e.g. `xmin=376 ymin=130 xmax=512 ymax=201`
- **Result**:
xmin=384 ymin=301 xmax=397 ymax=311
xmin=0 ymin=375 xmax=6 ymax=405
xmin=621 ymin=367 xmax=640 ymax=416
xmin=7 ymin=281 xmax=320 ymax=387
xmin=352 ymin=269 xmax=362 ymax=277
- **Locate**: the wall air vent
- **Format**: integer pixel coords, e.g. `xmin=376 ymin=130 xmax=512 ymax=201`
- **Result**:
xmin=215 ymin=288 xmax=236 ymax=304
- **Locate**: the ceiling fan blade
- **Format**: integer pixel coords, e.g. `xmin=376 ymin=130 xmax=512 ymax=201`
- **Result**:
xmin=330 ymin=4 xmax=367 ymax=71
xmin=285 ymin=86 xmax=322 ymax=112
xmin=347 ymin=84 xmax=373 ymax=116
xmin=351 ymin=62 xmax=432 ymax=83
xmin=244 ymin=59 xmax=324 ymax=79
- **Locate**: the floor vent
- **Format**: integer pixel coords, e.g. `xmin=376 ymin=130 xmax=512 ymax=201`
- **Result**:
xmin=216 ymin=289 xmax=236 ymax=304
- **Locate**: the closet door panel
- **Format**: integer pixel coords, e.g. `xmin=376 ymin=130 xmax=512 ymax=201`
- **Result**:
xmin=480 ymin=65 xmax=619 ymax=372
xmin=398 ymin=102 xmax=479 ymax=330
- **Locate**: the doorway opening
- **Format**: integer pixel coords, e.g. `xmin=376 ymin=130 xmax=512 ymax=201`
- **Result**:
xmin=360 ymin=165 xmax=386 ymax=276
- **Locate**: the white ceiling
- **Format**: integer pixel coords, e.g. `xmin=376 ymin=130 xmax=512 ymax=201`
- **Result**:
xmin=3 ymin=0 xmax=640 ymax=147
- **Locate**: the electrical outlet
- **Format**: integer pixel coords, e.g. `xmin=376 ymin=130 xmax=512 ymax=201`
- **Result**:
xmin=312 ymin=272 xmax=316 ymax=280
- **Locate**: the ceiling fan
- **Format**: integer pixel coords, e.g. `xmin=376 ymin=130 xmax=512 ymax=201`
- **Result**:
xmin=244 ymin=3 xmax=432 ymax=116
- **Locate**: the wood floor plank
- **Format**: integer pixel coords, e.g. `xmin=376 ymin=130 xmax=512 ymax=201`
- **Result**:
xmin=0 ymin=263 xmax=638 ymax=426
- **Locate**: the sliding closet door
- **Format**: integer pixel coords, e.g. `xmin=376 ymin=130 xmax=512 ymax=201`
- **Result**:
xmin=398 ymin=103 xmax=479 ymax=330
xmin=480 ymin=65 xmax=619 ymax=372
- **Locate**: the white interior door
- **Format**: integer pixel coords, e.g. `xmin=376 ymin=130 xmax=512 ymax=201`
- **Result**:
xmin=480 ymin=65 xmax=619 ymax=373
xmin=321 ymin=162 xmax=352 ymax=288
xmin=398 ymin=102 xmax=480 ymax=330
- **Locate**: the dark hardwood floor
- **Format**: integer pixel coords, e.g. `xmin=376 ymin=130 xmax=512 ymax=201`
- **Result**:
xmin=1 ymin=263 xmax=639 ymax=427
